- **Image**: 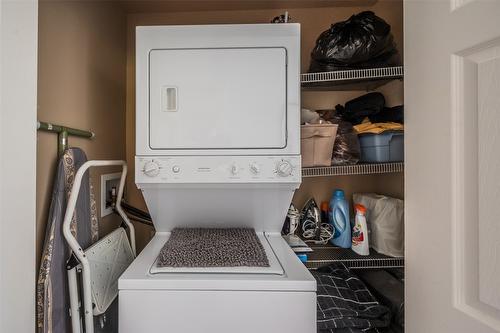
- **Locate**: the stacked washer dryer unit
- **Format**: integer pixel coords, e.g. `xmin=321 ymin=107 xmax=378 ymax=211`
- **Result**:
xmin=119 ymin=24 xmax=316 ymax=333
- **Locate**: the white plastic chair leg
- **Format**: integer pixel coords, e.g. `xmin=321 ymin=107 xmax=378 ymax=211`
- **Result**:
xmin=68 ymin=267 xmax=81 ymax=333
xmin=63 ymin=160 xmax=134 ymax=333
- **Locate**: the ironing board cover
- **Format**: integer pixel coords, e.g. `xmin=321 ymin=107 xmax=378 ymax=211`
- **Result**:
xmin=36 ymin=148 xmax=99 ymax=333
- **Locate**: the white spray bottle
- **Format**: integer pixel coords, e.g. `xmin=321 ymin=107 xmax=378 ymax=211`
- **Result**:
xmin=352 ymin=204 xmax=369 ymax=256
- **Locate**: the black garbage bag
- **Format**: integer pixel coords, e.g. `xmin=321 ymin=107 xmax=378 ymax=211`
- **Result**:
xmin=336 ymin=92 xmax=386 ymax=125
xmin=309 ymin=11 xmax=399 ymax=72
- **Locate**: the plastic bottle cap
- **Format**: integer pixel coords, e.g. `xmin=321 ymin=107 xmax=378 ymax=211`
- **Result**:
xmin=320 ymin=201 xmax=329 ymax=211
xmin=354 ymin=204 xmax=367 ymax=214
xmin=333 ymin=189 xmax=345 ymax=199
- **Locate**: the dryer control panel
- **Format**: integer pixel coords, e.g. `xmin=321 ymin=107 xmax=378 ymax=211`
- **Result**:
xmin=136 ymin=156 xmax=301 ymax=183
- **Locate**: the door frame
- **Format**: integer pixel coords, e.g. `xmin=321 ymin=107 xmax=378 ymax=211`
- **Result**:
xmin=0 ymin=0 xmax=38 ymax=331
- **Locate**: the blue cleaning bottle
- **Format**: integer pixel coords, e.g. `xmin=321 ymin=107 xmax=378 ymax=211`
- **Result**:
xmin=329 ymin=189 xmax=351 ymax=248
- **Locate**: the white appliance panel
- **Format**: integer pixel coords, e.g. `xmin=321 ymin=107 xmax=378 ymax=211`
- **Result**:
xmin=149 ymin=47 xmax=287 ymax=150
xmin=119 ymin=290 xmax=316 ymax=333
xmin=138 ymin=185 xmax=296 ymax=233
xmin=119 ymin=234 xmax=317 ymax=332
xmin=136 ymin=24 xmax=300 ymax=156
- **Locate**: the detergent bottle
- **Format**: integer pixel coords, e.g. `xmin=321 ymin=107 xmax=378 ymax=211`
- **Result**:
xmin=329 ymin=189 xmax=351 ymax=248
xmin=352 ymin=204 xmax=370 ymax=255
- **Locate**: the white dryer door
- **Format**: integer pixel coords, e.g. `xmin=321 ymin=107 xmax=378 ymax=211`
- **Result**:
xmin=148 ymin=47 xmax=287 ymax=150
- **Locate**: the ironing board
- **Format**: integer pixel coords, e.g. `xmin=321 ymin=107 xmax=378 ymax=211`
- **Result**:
xmin=37 ymin=148 xmax=98 ymax=333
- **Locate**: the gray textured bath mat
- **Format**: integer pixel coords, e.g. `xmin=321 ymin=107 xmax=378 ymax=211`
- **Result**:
xmin=156 ymin=228 xmax=270 ymax=268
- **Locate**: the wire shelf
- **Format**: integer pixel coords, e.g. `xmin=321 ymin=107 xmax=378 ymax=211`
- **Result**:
xmin=302 ymin=162 xmax=404 ymax=178
xmin=301 ymin=66 xmax=403 ymax=91
xmin=302 ymin=66 xmax=403 ymax=84
xmin=305 ymin=246 xmax=404 ymax=270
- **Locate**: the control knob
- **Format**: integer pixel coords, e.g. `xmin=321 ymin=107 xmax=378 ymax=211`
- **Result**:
xmin=143 ymin=161 xmax=161 ymax=177
xmin=249 ymin=162 xmax=260 ymax=175
xmin=230 ymin=164 xmax=239 ymax=175
xmin=276 ymin=160 xmax=293 ymax=177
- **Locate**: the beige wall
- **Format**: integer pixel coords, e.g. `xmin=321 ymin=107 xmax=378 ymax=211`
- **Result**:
xmin=36 ymin=0 xmax=127 ymax=267
xmin=125 ymin=1 xmax=404 ymax=250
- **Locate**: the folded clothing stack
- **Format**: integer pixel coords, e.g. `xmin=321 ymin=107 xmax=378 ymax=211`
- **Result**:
xmin=313 ymin=263 xmax=391 ymax=333
xmin=318 ymin=92 xmax=404 ymax=165
xmin=354 ymin=122 xmax=404 ymax=135
xmin=334 ymin=92 xmax=404 ymax=126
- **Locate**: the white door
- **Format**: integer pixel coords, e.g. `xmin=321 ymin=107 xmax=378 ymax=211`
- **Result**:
xmin=406 ymin=0 xmax=500 ymax=331
xmin=0 ymin=0 xmax=38 ymax=331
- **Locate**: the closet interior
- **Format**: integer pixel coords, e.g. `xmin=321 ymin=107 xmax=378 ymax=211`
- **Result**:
xmin=36 ymin=0 xmax=404 ymax=331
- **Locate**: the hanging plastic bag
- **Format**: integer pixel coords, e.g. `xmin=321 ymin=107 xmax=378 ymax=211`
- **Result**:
xmin=309 ymin=11 xmax=399 ymax=72
xmin=353 ymin=193 xmax=404 ymax=257
xmin=327 ymin=115 xmax=361 ymax=165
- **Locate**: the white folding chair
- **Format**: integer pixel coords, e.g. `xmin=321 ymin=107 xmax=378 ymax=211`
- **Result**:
xmin=63 ymin=160 xmax=136 ymax=333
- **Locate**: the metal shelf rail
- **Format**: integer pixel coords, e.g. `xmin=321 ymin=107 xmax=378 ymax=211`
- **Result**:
xmin=301 ymin=66 xmax=404 ymax=84
xmin=302 ymin=162 xmax=404 ymax=178
xmin=305 ymin=246 xmax=404 ymax=270
xmin=301 ymin=66 xmax=403 ymax=91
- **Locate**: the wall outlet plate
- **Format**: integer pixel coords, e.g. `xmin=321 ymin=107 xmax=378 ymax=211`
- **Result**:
xmin=101 ymin=172 xmax=122 ymax=218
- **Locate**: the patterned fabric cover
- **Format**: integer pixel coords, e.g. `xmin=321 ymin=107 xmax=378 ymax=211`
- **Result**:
xmin=36 ymin=148 xmax=98 ymax=333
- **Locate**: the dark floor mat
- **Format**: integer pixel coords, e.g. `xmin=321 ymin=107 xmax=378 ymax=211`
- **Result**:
xmin=156 ymin=228 xmax=269 ymax=268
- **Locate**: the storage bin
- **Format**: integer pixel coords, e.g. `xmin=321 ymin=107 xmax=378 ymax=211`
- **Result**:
xmin=301 ymin=124 xmax=338 ymax=167
xmin=359 ymin=131 xmax=404 ymax=163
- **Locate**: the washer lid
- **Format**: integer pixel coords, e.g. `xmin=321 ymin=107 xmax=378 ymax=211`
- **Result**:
xmin=119 ymin=233 xmax=317 ymax=292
